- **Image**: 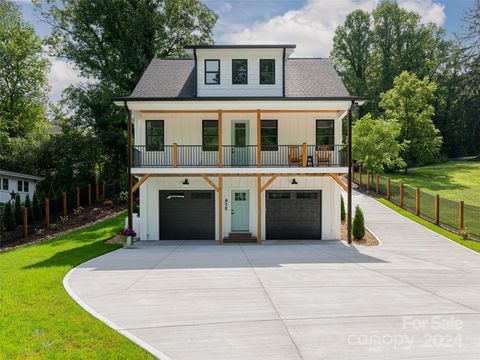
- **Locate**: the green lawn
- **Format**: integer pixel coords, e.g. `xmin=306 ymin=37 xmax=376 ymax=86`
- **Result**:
xmin=0 ymin=213 xmax=154 ymax=360
xmin=378 ymin=198 xmax=480 ymax=253
xmin=385 ymin=161 xmax=480 ymax=206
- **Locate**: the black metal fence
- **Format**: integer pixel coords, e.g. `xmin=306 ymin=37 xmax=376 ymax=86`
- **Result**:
xmin=353 ymin=167 xmax=479 ymax=240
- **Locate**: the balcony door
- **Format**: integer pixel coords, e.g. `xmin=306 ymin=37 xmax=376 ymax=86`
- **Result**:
xmin=231 ymin=120 xmax=249 ymax=166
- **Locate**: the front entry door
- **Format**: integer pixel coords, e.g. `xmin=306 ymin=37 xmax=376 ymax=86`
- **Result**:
xmin=231 ymin=121 xmax=249 ymax=166
xmin=231 ymin=190 xmax=250 ymax=232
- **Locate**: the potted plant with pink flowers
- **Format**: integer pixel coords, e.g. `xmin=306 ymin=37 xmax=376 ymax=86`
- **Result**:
xmin=122 ymin=228 xmax=136 ymax=247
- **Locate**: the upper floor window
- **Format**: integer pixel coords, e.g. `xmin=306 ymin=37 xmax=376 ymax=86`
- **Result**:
xmin=232 ymin=59 xmax=248 ymax=84
xmin=146 ymin=120 xmax=164 ymax=151
xmin=261 ymin=120 xmax=278 ymax=151
xmin=260 ymin=59 xmax=275 ymax=84
xmin=2 ymin=178 xmax=8 ymax=191
xmin=316 ymin=120 xmax=334 ymax=146
xmin=203 ymin=120 xmax=218 ymax=151
xmin=205 ymin=59 xmax=220 ymax=84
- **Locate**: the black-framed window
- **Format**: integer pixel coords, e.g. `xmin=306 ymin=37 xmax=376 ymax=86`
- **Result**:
xmin=2 ymin=178 xmax=8 ymax=191
xmin=316 ymin=120 xmax=334 ymax=146
xmin=261 ymin=120 xmax=278 ymax=151
xmin=260 ymin=59 xmax=275 ymax=84
xmin=205 ymin=59 xmax=220 ymax=84
xmin=23 ymin=181 xmax=29 ymax=193
xmin=203 ymin=120 xmax=218 ymax=151
xmin=17 ymin=180 xmax=23 ymax=192
xmin=146 ymin=120 xmax=164 ymax=151
xmin=232 ymin=59 xmax=248 ymax=84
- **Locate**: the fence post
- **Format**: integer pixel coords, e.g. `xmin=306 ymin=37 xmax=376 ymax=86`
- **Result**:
xmin=45 ymin=198 xmax=50 ymax=228
xmin=23 ymin=207 xmax=28 ymax=238
xmin=96 ymin=181 xmax=99 ymax=201
xmin=102 ymin=181 xmax=106 ymax=199
xmin=416 ymin=188 xmax=420 ymax=216
xmin=399 ymin=183 xmax=404 ymax=208
xmin=434 ymin=195 xmax=440 ymax=225
xmin=376 ymin=174 xmax=379 ymax=194
xmin=88 ymin=184 xmax=92 ymax=206
xmin=63 ymin=192 xmax=67 ymax=216
xmin=359 ymin=166 xmax=363 ymax=187
xmin=367 ymin=170 xmax=370 ymax=191
xmin=459 ymin=201 xmax=464 ymax=231
xmin=387 ymin=177 xmax=391 ymax=200
xmin=76 ymin=187 xmax=80 ymax=209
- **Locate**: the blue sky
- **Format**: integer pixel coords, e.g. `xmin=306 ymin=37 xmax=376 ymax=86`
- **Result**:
xmin=13 ymin=0 xmax=476 ymax=102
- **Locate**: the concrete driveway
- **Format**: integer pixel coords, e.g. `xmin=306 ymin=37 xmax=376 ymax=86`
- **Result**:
xmin=65 ymin=192 xmax=480 ymax=359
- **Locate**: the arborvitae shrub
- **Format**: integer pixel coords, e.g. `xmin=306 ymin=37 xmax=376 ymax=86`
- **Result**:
xmin=33 ymin=191 xmax=42 ymax=220
xmin=24 ymin=195 xmax=34 ymax=224
xmin=14 ymin=193 xmax=22 ymax=225
xmin=352 ymin=205 xmax=365 ymax=240
xmin=340 ymin=195 xmax=346 ymax=222
xmin=4 ymin=202 xmax=16 ymax=231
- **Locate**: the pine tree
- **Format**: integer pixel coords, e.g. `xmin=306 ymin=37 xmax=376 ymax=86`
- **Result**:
xmin=341 ymin=195 xmax=346 ymax=222
xmin=4 ymin=202 xmax=16 ymax=231
xmin=352 ymin=205 xmax=366 ymax=240
xmin=24 ymin=194 xmax=34 ymax=224
xmin=14 ymin=193 xmax=22 ymax=225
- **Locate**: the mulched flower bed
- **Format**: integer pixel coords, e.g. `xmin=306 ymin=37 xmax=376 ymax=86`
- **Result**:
xmin=340 ymin=220 xmax=379 ymax=246
xmin=1 ymin=202 xmax=127 ymax=251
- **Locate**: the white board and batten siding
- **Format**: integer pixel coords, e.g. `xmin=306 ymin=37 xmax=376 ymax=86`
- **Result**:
xmin=195 ymin=49 xmax=284 ymax=97
xmin=139 ymin=176 xmax=341 ymax=241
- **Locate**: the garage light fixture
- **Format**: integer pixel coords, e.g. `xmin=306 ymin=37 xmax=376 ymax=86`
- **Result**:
xmin=291 ymin=178 xmax=298 ymax=185
xmin=182 ymin=178 xmax=189 ymax=186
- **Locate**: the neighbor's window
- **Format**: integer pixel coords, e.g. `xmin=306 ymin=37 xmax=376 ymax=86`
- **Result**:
xmin=316 ymin=120 xmax=334 ymax=146
xmin=205 ymin=59 xmax=220 ymax=84
xmin=2 ymin=178 xmax=8 ymax=191
xmin=203 ymin=120 xmax=218 ymax=151
xmin=146 ymin=120 xmax=164 ymax=151
xmin=23 ymin=181 xmax=29 ymax=193
xmin=260 ymin=59 xmax=275 ymax=84
xmin=17 ymin=180 xmax=23 ymax=192
xmin=261 ymin=120 xmax=278 ymax=151
xmin=232 ymin=59 xmax=248 ymax=84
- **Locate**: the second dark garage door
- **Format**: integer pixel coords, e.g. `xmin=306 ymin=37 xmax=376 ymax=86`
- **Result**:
xmin=159 ymin=190 xmax=215 ymax=240
xmin=266 ymin=190 xmax=322 ymax=240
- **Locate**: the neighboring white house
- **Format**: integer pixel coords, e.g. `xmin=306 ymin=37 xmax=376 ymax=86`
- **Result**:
xmin=0 ymin=170 xmax=44 ymax=204
xmin=115 ymin=44 xmax=365 ymax=242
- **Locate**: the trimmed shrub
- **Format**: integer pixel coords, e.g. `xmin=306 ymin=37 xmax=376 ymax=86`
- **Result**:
xmin=340 ymin=195 xmax=346 ymax=222
xmin=4 ymin=202 xmax=16 ymax=231
xmin=352 ymin=205 xmax=365 ymax=240
xmin=24 ymin=195 xmax=34 ymax=224
xmin=14 ymin=193 xmax=22 ymax=226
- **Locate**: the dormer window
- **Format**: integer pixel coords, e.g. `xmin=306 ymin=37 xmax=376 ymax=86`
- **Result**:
xmin=260 ymin=59 xmax=275 ymax=84
xmin=232 ymin=59 xmax=248 ymax=84
xmin=205 ymin=59 xmax=220 ymax=84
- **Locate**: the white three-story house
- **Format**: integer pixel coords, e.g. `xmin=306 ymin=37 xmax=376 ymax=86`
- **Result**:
xmin=115 ymin=44 xmax=365 ymax=243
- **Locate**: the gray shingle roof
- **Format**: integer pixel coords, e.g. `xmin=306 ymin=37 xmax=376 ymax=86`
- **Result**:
xmin=130 ymin=57 xmax=350 ymax=98
xmin=285 ymin=58 xmax=349 ymax=97
xmin=131 ymin=59 xmax=195 ymax=98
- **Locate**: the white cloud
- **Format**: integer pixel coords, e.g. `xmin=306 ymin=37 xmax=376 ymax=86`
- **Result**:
xmin=222 ymin=0 xmax=446 ymax=57
xmin=48 ymin=57 xmax=87 ymax=103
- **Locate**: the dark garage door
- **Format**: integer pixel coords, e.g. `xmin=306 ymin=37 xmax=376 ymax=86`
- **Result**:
xmin=159 ymin=190 xmax=215 ymax=240
xmin=266 ymin=190 xmax=322 ymax=240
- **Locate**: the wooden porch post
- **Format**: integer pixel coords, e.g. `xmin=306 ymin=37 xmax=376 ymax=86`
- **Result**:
xmin=218 ymin=175 xmax=223 ymax=244
xmin=257 ymin=174 xmax=262 ymax=243
xmin=218 ymin=110 xmax=223 ymax=168
xmin=257 ymin=110 xmax=261 ymax=167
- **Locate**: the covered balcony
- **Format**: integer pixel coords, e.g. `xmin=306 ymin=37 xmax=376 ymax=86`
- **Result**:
xmin=133 ymin=144 xmax=347 ymax=168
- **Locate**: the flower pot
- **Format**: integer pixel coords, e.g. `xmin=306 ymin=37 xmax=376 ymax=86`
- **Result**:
xmin=125 ymin=235 xmax=133 ymax=248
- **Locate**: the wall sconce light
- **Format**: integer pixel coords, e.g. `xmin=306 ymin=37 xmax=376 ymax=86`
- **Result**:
xmin=182 ymin=178 xmax=189 ymax=185
xmin=224 ymin=198 xmax=228 ymax=210
xmin=291 ymin=178 xmax=298 ymax=185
